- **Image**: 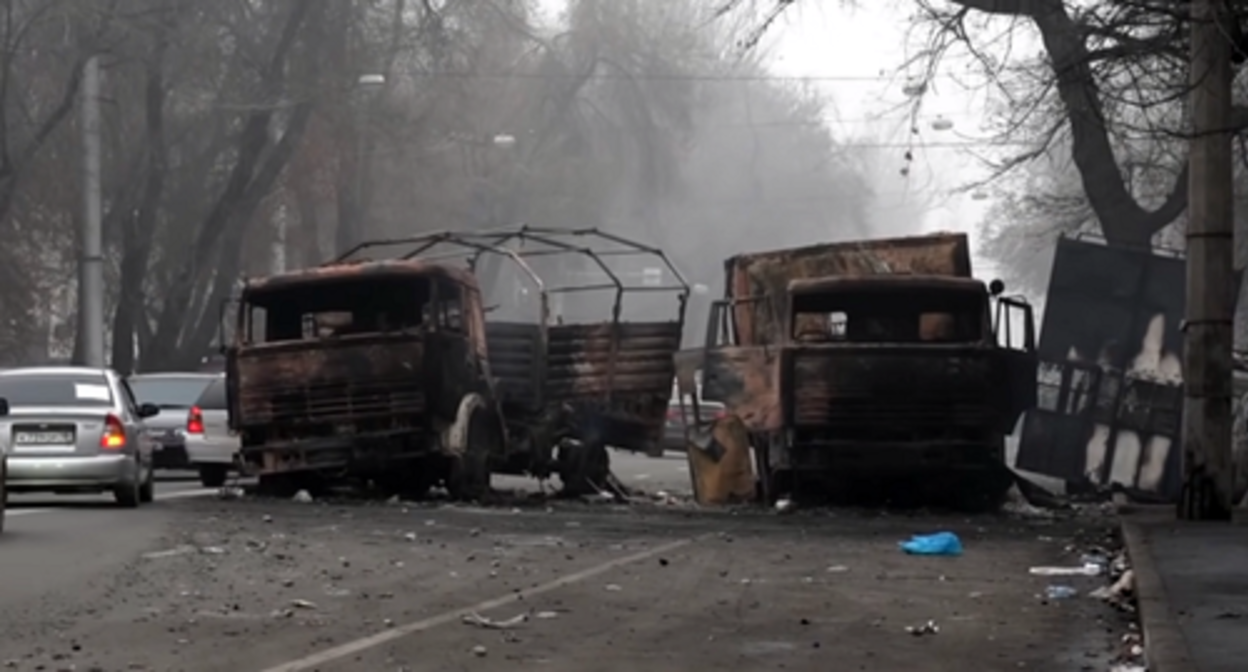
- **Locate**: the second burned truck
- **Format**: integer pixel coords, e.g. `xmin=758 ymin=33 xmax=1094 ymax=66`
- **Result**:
xmin=679 ymin=232 xmax=1039 ymax=510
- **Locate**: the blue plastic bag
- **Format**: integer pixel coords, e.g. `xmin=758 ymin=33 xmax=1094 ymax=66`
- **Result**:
xmin=899 ymin=531 xmax=963 ymax=556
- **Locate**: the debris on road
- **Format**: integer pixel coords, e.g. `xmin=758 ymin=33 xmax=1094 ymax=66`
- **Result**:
xmin=290 ymin=599 xmax=318 ymax=610
xmin=905 ymin=620 xmax=940 ymax=636
xmin=471 ymin=645 xmax=488 ymax=657
xmin=462 ymin=612 xmax=526 ymax=629
xmin=1044 ymin=585 xmax=1077 ymax=600
xmin=899 ymin=532 xmax=963 ymax=556
xmin=292 ymin=490 xmax=314 ymax=503
xmin=1028 ymin=563 xmax=1101 ymax=577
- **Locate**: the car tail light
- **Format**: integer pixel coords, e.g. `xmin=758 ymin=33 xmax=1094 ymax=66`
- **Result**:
xmin=187 ymin=406 xmax=204 ymax=435
xmin=100 ymin=414 xmax=126 ymax=449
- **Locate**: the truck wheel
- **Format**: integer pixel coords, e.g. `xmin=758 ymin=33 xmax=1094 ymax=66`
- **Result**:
xmin=446 ymin=408 xmax=496 ymax=502
xmin=951 ymin=469 xmax=1013 ymax=513
xmin=559 ymin=440 xmax=610 ymax=497
xmin=199 ymin=464 xmax=228 ymax=488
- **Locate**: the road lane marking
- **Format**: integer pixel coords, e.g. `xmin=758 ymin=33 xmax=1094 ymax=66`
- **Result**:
xmin=258 ymin=535 xmax=700 ymax=672
xmin=142 ymin=545 xmax=197 ymax=559
xmin=5 ymin=487 xmax=218 ymax=517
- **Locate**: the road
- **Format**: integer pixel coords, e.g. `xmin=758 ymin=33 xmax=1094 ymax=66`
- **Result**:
xmin=0 ymin=454 xmax=1133 ymax=671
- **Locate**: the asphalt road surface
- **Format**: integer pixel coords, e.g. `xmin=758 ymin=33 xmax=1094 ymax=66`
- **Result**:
xmin=0 ymin=454 xmax=1133 ymax=671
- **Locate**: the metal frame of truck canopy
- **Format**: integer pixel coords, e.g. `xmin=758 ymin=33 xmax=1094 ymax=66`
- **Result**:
xmin=333 ymin=226 xmax=692 ymax=328
xmin=334 ymin=227 xmax=691 ymax=462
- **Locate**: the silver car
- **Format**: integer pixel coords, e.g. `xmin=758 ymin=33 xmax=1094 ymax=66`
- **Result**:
xmin=183 ymin=376 xmax=241 ymax=487
xmin=0 ymin=367 xmax=160 ymax=507
xmin=128 ymin=372 xmax=219 ymax=471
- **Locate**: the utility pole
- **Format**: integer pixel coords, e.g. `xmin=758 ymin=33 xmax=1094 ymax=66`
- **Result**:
xmin=1179 ymin=0 xmax=1236 ymax=520
xmin=76 ymin=55 xmax=105 ymax=368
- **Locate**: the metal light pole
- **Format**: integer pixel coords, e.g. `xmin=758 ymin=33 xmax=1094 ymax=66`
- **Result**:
xmin=77 ymin=55 xmax=105 ymax=367
xmin=340 ymin=73 xmax=385 ymax=256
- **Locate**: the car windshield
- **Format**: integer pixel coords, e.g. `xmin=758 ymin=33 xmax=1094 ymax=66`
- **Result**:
xmin=129 ymin=376 xmax=215 ymax=409
xmin=0 ymin=373 xmax=114 ymax=407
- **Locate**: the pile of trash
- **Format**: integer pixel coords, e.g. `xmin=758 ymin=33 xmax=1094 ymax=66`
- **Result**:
xmin=1031 ymin=544 xmax=1143 ymax=671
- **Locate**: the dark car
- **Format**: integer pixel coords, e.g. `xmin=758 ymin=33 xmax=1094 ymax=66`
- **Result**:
xmin=654 ymin=398 xmax=725 ymax=456
xmin=127 ymin=372 xmax=221 ymax=470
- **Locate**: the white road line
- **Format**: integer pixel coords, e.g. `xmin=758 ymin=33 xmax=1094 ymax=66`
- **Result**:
xmin=5 ymin=487 xmax=217 ymax=517
xmin=258 ymin=536 xmax=699 ymax=672
xmin=142 ymin=545 xmax=196 ymax=559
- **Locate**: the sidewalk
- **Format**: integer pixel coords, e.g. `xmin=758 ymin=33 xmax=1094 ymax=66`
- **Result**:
xmin=1121 ymin=507 xmax=1248 ymax=672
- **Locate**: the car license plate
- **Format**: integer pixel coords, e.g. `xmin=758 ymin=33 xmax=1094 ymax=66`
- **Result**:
xmin=14 ymin=431 xmax=74 ymax=445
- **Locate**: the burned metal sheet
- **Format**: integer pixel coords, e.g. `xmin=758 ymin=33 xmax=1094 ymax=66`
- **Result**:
xmin=701 ymin=346 xmax=781 ymax=432
xmin=485 ymin=320 xmax=681 ymax=451
xmin=725 ymin=232 xmax=972 ymax=346
xmin=1015 ymin=235 xmax=1185 ymax=499
xmin=235 ymin=338 xmax=426 ymax=428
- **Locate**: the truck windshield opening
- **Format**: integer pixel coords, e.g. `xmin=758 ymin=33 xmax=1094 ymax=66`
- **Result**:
xmin=242 ymin=275 xmax=433 ymax=344
xmin=790 ymin=289 xmax=985 ymax=344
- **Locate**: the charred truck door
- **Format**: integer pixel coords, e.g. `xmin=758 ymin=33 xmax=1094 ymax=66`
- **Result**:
xmin=991 ymin=290 xmax=1039 ymax=434
xmin=428 ymin=277 xmax=478 ymax=417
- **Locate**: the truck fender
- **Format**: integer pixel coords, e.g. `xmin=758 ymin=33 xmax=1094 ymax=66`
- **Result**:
xmin=443 ymin=393 xmax=488 ymax=457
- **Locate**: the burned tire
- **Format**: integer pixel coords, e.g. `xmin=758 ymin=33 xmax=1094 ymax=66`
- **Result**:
xmin=199 ymin=464 xmax=229 ymax=488
xmin=446 ymin=408 xmax=497 ymax=502
xmin=559 ymin=440 xmax=610 ymax=497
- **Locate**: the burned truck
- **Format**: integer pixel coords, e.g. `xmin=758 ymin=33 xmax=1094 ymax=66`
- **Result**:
xmin=336 ymin=226 xmax=690 ymax=495
xmin=225 ymin=226 xmax=688 ymax=498
xmin=224 ymin=260 xmax=505 ymax=499
xmin=683 ymin=232 xmax=1038 ymax=509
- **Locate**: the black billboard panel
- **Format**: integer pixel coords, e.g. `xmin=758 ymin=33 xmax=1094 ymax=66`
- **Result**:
xmin=1016 ymin=235 xmax=1185 ymax=500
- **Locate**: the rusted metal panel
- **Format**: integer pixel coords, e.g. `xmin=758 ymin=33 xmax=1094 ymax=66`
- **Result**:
xmin=235 ymin=337 xmax=425 ymax=428
xmin=545 ymin=321 xmax=681 ymax=449
xmin=781 ymin=346 xmax=997 ymax=434
xmin=726 ymin=232 xmax=972 ymax=346
xmin=246 ymin=258 xmax=479 ymax=293
xmin=701 ymin=346 xmax=781 ymax=432
xmin=685 ymin=415 xmax=757 ymax=505
xmin=484 ymin=322 xmax=542 ymax=410
xmin=546 ymin=322 xmax=680 ymax=397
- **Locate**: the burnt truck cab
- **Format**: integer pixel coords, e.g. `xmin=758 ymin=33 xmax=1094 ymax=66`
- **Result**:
xmin=699 ymin=272 xmax=1038 ymax=509
xmin=224 ymin=260 xmax=505 ymax=500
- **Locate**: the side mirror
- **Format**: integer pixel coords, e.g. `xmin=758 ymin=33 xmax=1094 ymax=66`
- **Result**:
xmin=988 ymin=279 xmax=1006 ymax=297
xmin=0 ymin=397 xmax=9 ymax=417
xmin=137 ymin=402 xmax=161 ymax=419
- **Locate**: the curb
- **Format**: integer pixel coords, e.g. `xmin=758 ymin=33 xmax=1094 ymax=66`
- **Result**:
xmin=1120 ymin=517 xmax=1199 ymax=672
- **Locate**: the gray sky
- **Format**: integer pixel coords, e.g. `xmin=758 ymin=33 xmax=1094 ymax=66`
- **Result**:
xmin=537 ymin=0 xmax=1022 ymax=282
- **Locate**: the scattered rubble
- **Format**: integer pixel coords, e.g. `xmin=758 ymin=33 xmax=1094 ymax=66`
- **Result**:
xmin=905 ymin=620 xmax=939 ymax=636
xmin=461 ymin=612 xmax=526 ymax=629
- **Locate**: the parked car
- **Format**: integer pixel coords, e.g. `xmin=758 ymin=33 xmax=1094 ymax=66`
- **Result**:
xmin=128 ymin=372 xmax=219 ymax=470
xmin=0 ymin=367 xmax=159 ymax=507
xmin=183 ymin=376 xmax=239 ymax=487
xmin=654 ymin=398 xmax=726 ymax=456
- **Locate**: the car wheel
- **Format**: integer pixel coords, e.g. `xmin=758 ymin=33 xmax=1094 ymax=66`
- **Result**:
xmin=198 ymin=464 xmax=228 ymax=488
xmin=113 ymin=459 xmax=141 ymax=509
xmin=139 ymin=463 xmax=155 ymax=503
